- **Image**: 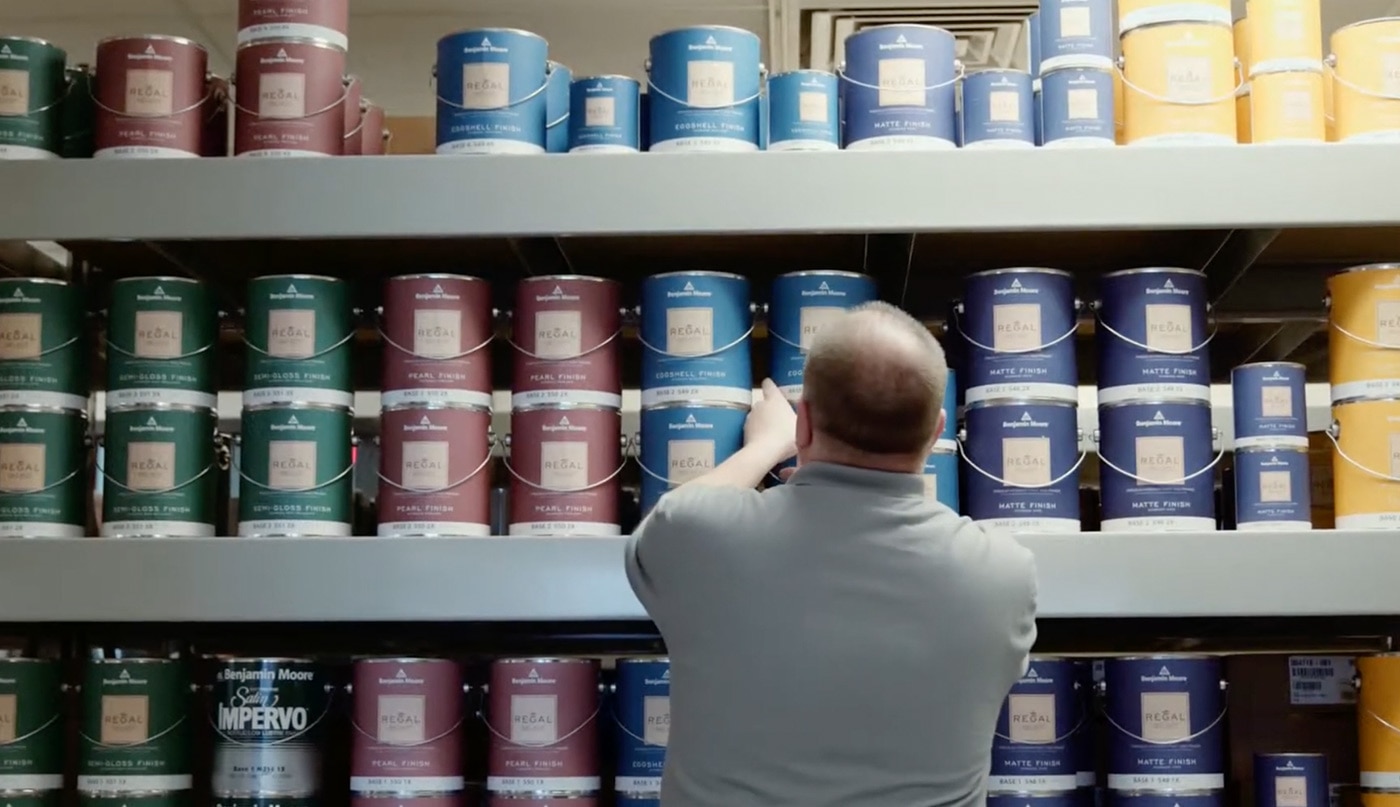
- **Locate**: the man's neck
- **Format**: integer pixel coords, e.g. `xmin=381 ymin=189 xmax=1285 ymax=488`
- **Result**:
xmin=802 ymin=441 xmax=925 ymax=476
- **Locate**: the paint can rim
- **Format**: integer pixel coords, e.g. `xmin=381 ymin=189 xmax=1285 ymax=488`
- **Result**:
xmin=1249 ymin=63 xmax=1325 ymax=78
xmin=1041 ymin=64 xmax=1116 ymax=77
xmin=1101 ymin=266 xmax=1207 ymax=279
xmin=513 ymin=403 xmax=621 ymax=415
xmin=384 ymin=403 xmax=492 ymax=415
xmin=0 ymin=35 xmax=65 ymax=51
xmin=107 ymin=403 xmax=216 ymax=416
xmin=967 ymin=67 xmax=1033 ymax=76
xmin=848 ymin=23 xmax=956 ymax=37
xmin=650 ymin=24 xmax=762 ymax=42
xmin=777 ymin=270 xmax=871 ymax=280
xmin=87 ymin=657 xmax=181 ymax=667
xmin=439 ymin=27 xmax=549 ymax=44
xmin=1109 ymin=789 xmax=1225 ymax=796
xmin=494 ymin=657 xmax=599 ymax=665
xmin=1334 ymin=262 xmax=1400 ymax=275
xmin=1105 ymin=653 xmax=1220 ymax=661
xmin=966 ymin=397 xmax=1079 ymax=411
xmin=208 ymin=655 xmax=318 ymax=663
xmin=97 ymin=33 xmax=208 ymax=51
xmin=1120 ymin=18 xmax=1232 ymax=36
xmin=521 ymin=274 xmax=619 ymax=285
xmin=1235 ymin=445 xmax=1308 ymax=454
xmin=572 ymin=74 xmax=641 ymax=83
xmin=1253 ymin=752 xmax=1327 ymax=759
xmin=0 ymin=405 xmax=88 ymax=418
xmin=111 ymin=275 xmax=203 ymax=286
xmin=0 ymin=657 xmax=57 ymax=664
xmin=641 ymin=401 xmax=750 ymax=412
xmin=243 ymin=402 xmax=354 ymax=415
xmin=389 ymin=273 xmax=487 ymax=283
xmin=1331 ymin=16 xmax=1400 ymax=37
xmin=647 ymin=270 xmax=747 ymax=282
xmin=0 ymin=277 xmax=71 ymax=287
xmin=992 ymin=790 xmax=1080 ymax=797
xmin=769 ymin=69 xmax=837 ymax=80
xmin=1098 ymin=399 xmax=1213 ymax=410
xmin=1232 ymin=361 xmax=1306 ymax=371
xmin=616 ymin=657 xmax=670 ymax=665
xmin=967 ymin=266 xmax=1074 ymax=279
xmin=352 ymin=656 xmax=459 ymax=665
xmin=1331 ymin=395 xmax=1400 ymax=407
xmin=250 ymin=273 xmax=345 ymax=284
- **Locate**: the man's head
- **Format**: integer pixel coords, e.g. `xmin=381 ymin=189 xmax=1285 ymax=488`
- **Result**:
xmin=796 ymin=301 xmax=948 ymax=473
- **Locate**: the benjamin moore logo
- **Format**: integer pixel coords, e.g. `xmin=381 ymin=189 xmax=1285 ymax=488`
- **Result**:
xmin=1135 ymin=410 xmax=1184 ymax=428
xmin=669 ymin=412 xmax=715 ymax=431
xmin=543 ymin=415 xmax=586 ymax=433
xmin=666 ymin=279 xmax=714 ymax=299
xmin=992 ymin=277 xmax=1039 ymax=296
xmin=535 ymin=284 xmax=580 ymax=302
xmin=799 ymin=279 xmax=850 ymax=298
xmin=511 ymin=666 xmax=558 ymax=685
xmin=878 ymin=33 xmax=924 ymax=51
xmin=1003 ymin=411 xmax=1049 ymax=429
xmin=688 ymin=33 xmax=735 ymax=53
xmin=464 ymin=36 xmax=508 ymax=54
xmin=1140 ymin=665 xmax=1187 ymax=683
xmin=1145 ymin=277 xmax=1191 ymax=296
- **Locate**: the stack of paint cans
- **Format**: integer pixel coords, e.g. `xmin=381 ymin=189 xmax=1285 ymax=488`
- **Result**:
xmin=79 ymin=651 xmax=192 ymax=806
xmin=989 ymin=657 xmax=1086 ymax=807
xmin=1236 ymin=0 xmax=1325 ymax=144
xmin=568 ymin=75 xmax=643 ymax=153
xmin=1095 ymin=268 xmax=1218 ymax=532
xmin=435 ymin=29 xmax=552 ymax=155
xmin=766 ymin=70 xmax=839 ymax=151
xmin=507 ymin=276 xmax=623 ymax=535
xmin=1118 ymin=0 xmax=1240 ymax=146
xmin=484 ymin=658 xmax=601 ymax=805
xmin=1036 ymin=0 xmax=1117 ymax=148
xmin=1328 ymin=19 xmax=1400 ymax=144
xmin=0 ymin=654 xmax=64 ymax=803
xmin=646 ymin=26 xmax=763 ymax=153
xmin=238 ymin=274 xmax=355 ymax=537
xmin=376 ymin=275 xmax=495 ymax=538
xmin=1230 ymin=362 xmax=1312 ymax=530
xmin=1255 ymin=754 xmax=1328 ymax=807
xmin=349 ymin=657 xmax=466 ymax=807
xmin=613 ymin=658 xmax=670 ymax=807
xmin=0 ymin=36 xmax=69 ymax=160
xmin=840 ymin=24 xmax=960 ymax=151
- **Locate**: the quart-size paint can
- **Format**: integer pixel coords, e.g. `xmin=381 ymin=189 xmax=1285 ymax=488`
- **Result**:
xmin=961 ymin=400 xmax=1082 ymax=533
xmin=106 ymin=277 xmax=217 ymax=410
xmin=1358 ymin=655 xmax=1400 ymax=792
xmin=234 ymin=39 xmax=347 ymax=157
xmin=962 ymin=69 xmax=1036 ymax=148
xmin=991 ymin=657 xmax=1081 ymax=793
xmin=94 ymin=35 xmax=209 ymax=159
xmin=377 ymin=405 xmax=493 ymax=538
xmin=1248 ymin=0 xmax=1323 ymax=74
xmin=507 ymin=405 xmax=622 ymax=536
xmin=1118 ymin=0 xmax=1233 ymax=34
xmin=923 ymin=448 xmax=960 ymax=511
xmin=841 ymin=25 xmax=959 ymax=150
xmin=1329 ymin=398 xmax=1400 ymax=530
xmin=101 ymin=405 xmax=218 ymax=539
xmin=511 ymin=276 xmax=622 ymax=410
xmin=0 ymin=658 xmax=63 ymax=791
xmin=239 ymin=0 xmax=348 ymax=50
xmin=958 ymin=268 xmax=1079 ymax=405
xmin=1231 ymin=363 xmax=1308 ymax=449
xmin=1255 ymin=754 xmax=1328 ymax=807
xmin=638 ymin=403 xmax=746 ymax=514
xmin=1097 ymin=401 xmax=1219 ymax=532
xmin=380 ymin=274 xmax=494 ymax=410
xmin=1121 ymin=21 xmax=1239 ymax=146
xmin=1326 ymin=19 xmax=1400 ymax=143
xmin=349 ymin=658 xmax=465 ymax=795
xmin=1329 ymin=264 xmax=1400 ymax=402
xmin=244 ymin=274 xmax=353 ymax=409
xmin=646 ymin=26 xmax=763 ymax=153
xmin=639 ymin=272 xmax=753 ymax=409
xmin=766 ymin=70 xmax=839 ymax=151
xmin=568 ymin=76 xmax=641 ymax=153
xmin=1096 ymin=268 xmax=1212 ymax=405
xmin=0 ymin=37 xmax=67 ymax=159
xmin=0 ymin=407 xmax=88 ymax=538
xmin=237 ymin=403 xmax=353 ymax=538
xmin=210 ymin=657 xmax=331 ymax=801
xmin=78 ymin=658 xmax=191 ymax=793
xmin=486 ymin=658 xmax=601 ymax=795
xmin=768 ymin=271 xmax=877 ymax=400
xmin=1103 ymin=656 xmax=1226 ymax=792
xmin=61 ymin=64 xmax=97 ymax=159
xmin=0 ymin=278 xmax=87 ymax=412
xmin=546 ymin=61 xmax=572 ymax=154
xmin=1039 ymin=0 xmax=1114 ymax=72
xmin=1234 ymin=447 xmax=1312 ymax=530
xmin=613 ymin=658 xmax=669 ymax=798
xmin=1041 ymin=66 xmax=1116 ymax=147
xmin=435 ymin=28 xmax=550 ymax=155
xmin=1250 ymin=67 xmax=1325 ymax=143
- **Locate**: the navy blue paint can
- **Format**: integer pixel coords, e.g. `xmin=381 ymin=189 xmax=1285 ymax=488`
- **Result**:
xmin=958 ymin=268 xmax=1079 ymax=405
xmin=1096 ymin=268 xmax=1212 ymax=406
xmin=1231 ymin=362 xmax=1309 ymax=449
xmin=962 ymin=69 xmax=1036 ymax=149
xmin=767 ymin=271 xmax=877 ymax=400
xmin=1235 ymin=447 xmax=1312 ymax=531
xmin=1254 ymin=753 xmax=1328 ymax=807
xmin=841 ymin=24 xmax=959 ymax=150
xmin=1103 ymin=656 xmax=1227 ymax=792
xmin=1097 ymin=401 xmax=1218 ymax=532
xmin=613 ymin=657 xmax=670 ymax=799
xmin=962 ymin=400 xmax=1083 ymax=533
xmin=991 ymin=657 xmax=1082 ymax=792
xmin=1107 ymin=793 xmax=1224 ymax=807
xmin=1041 ymin=67 xmax=1116 ymax=148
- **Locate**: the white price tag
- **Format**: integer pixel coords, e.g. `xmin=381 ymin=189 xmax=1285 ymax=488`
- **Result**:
xmin=1288 ymin=656 xmax=1356 ymax=705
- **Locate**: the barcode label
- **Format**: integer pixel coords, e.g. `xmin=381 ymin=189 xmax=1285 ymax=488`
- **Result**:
xmin=1289 ymin=656 xmax=1356 ymax=705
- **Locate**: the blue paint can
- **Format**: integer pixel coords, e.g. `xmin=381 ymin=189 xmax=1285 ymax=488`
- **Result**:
xmin=990 ymin=793 xmax=1087 ymax=807
xmin=1103 ymin=656 xmax=1227 ymax=792
xmin=646 ymin=26 xmax=763 ymax=153
xmin=841 ymin=24 xmax=959 ymax=151
xmin=1107 ymin=793 xmax=1224 ymax=807
xmin=923 ymin=448 xmax=960 ymax=511
xmin=768 ymin=271 xmax=878 ymax=399
xmin=613 ymin=657 xmax=670 ymax=798
xmin=962 ymin=400 xmax=1083 ymax=533
xmin=941 ymin=368 xmax=960 ymax=445
xmin=569 ymin=75 xmax=642 ymax=153
xmin=1038 ymin=0 xmax=1115 ymax=72
xmin=1029 ymin=13 xmax=1044 ymax=77
xmin=1254 ymin=754 xmax=1328 ymax=807
xmin=1096 ymin=268 xmax=1212 ymax=406
xmin=1097 ymin=401 xmax=1218 ymax=531
xmin=1235 ymin=447 xmax=1312 ymax=531
xmin=767 ymin=70 xmax=839 ymax=151
xmin=619 ymin=797 xmax=662 ymax=807
xmin=1073 ymin=661 xmax=1097 ymax=789
xmin=1041 ymin=67 xmax=1116 ymax=148
xmin=545 ymin=61 xmax=572 ymax=153
xmin=640 ymin=271 xmax=754 ymax=408
xmin=962 ymin=70 xmax=1036 ymax=149
xmin=638 ymin=403 xmax=748 ymax=514
xmin=434 ymin=28 xmax=550 ymax=155
xmin=991 ymin=657 xmax=1082 ymax=793
xmin=958 ymin=268 xmax=1080 ymax=405
xmin=1230 ymin=362 xmax=1308 ymax=449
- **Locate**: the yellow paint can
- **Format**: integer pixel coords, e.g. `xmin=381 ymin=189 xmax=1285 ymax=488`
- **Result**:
xmin=1357 ymin=654 xmax=1400 ymax=788
xmin=1330 ymin=398 xmax=1400 ymax=530
xmin=1235 ymin=16 xmax=1253 ymax=76
xmin=1236 ymin=84 xmax=1252 ymax=141
xmin=1245 ymin=0 xmax=1323 ymax=75
xmin=1121 ymin=21 xmax=1240 ymax=146
xmin=1119 ymin=0 xmax=1233 ymax=35
xmin=1329 ymin=264 xmax=1400 ymax=403
xmin=1329 ymin=18 xmax=1400 ymax=143
xmin=1250 ymin=67 xmax=1325 ymax=143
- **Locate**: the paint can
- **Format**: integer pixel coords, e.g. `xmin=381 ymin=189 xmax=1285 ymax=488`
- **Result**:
xmin=1038 ymin=0 xmax=1114 ymax=72
xmin=1096 ymin=401 xmax=1219 ymax=532
xmin=545 ymin=61 xmax=572 ymax=154
xmin=637 ymin=403 xmax=747 ymax=514
xmin=1095 ymin=268 xmax=1212 ymax=405
xmin=841 ymin=24 xmax=960 ymax=150
xmin=961 ymin=400 xmax=1083 ymax=533
xmin=1041 ymin=66 xmax=1116 ymax=147
xmin=1329 ymin=264 xmax=1400 ymax=402
xmin=568 ymin=76 xmax=641 ymax=153
xmin=511 ymin=276 xmax=621 ymax=410
xmin=0 ymin=407 xmax=88 ymax=538
xmin=0 ymin=278 xmax=88 ymax=412
xmin=376 ymin=405 xmax=493 ymax=538
xmin=243 ymin=274 xmax=354 ymax=409
xmin=766 ymin=70 xmax=839 ymax=151
xmin=435 ymin=29 xmax=550 ymax=155
xmin=1120 ymin=21 xmax=1240 ymax=147
xmin=380 ymin=274 xmax=494 ymax=410
xmin=1250 ymin=67 xmax=1325 ymax=143
xmin=1255 ymin=754 xmax=1328 ymax=807
xmin=612 ymin=658 xmax=668 ymax=798
xmin=958 ymin=268 xmax=1079 ymax=405
xmin=210 ymin=657 xmax=331 ymax=801
xmin=767 ymin=271 xmax=877 ymax=400
xmin=1107 ymin=794 xmax=1224 ymax=807
xmin=78 ymin=658 xmax=191 ymax=794
xmin=1118 ymin=0 xmax=1233 ymax=33
xmin=239 ymin=0 xmax=348 ymax=51
xmin=990 ymin=657 xmax=1081 ymax=793
xmin=485 ymin=658 xmax=600 ymax=795
xmin=645 ymin=26 xmax=763 ymax=153
xmin=101 ymin=405 xmax=218 ymax=539
xmin=639 ymin=272 xmax=753 ymax=408
xmin=0 ymin=658 xmax=64 ymax=792
xmin=1248 ymin=0 xmax=1323 ymax=74
xmin=1230 ymin=362 xmax=1308 ymax=449
xmin=1234 ymin=447 xmax=1312 ymax=530
xmin=349 ymin=658 xmax=464 ymax=795
xmin=506 ymin=405 xmax=622 ymax=537
xmin=923 ymin=447 xmax=960 ymax=511
xmin=237 ymin=403 xmax=354 ymax=538
xmin=233 ymin=39 xmax=347 ymax=158
xmin=0 ymin=37 xmax=68 ymax=159
xmin=61 ymin=64 xmax=97 ymax=159
xmin=94 ymin=35 xmax=209 ymax=159
xmin=1102 ymin=656 xmax=1226 ymax=792
xmin=1326 ymin=19 xmax=1400 ymax=143
xmin=106 ymin=277 xmax=218 ymax=410
xmin=962 ymin=69 xmax=1036 ymax=148
xmin=361 ymin=101 xmax=387 ymax=154
xmin=1328 ymin=397 xmax=1400 ymax=530
xmin=1359 ymin=654 xmax=1400 ymax=794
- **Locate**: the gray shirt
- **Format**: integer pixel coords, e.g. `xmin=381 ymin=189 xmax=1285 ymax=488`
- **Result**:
xmin=625 ymin=461 xmax=1038 ymax=807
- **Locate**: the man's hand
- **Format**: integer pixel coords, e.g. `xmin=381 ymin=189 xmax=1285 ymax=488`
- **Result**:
xmin=745 ymin=379 xmax=798 ymax=463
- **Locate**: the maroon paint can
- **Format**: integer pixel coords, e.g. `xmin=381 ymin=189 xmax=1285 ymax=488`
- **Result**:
xmin=355 ymin=797 xmax=466 ymax=807
xmin=487 ymin=798 xmax=597 ymax=807
xmin=94 ymin=34 xmax=209 ymax=158
xmin=234 ymin=38 xmax=347 ymax=157
xmin=511 ymin=277 xmax=622 ymax=410
xmin=202 ymin=74 xmax=230 ymax=156
xmin=507 ymin=405 xmax=622 ymax=537
xmin=239 ymin=0 xmax=350 ymax=51
xmin=381 ymin=274 xmax=494 ymax=410
xmin=486 ymin=659 xmax=601 ymax=795
xmin=378 ymin=405 xmax=494 ymax=538
xmin=361 ymin=102 xmax=387 ymax=155
xmin=350 ymin=658 xmax=466 ymax=795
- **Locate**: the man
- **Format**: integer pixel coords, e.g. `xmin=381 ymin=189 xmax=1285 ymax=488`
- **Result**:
xmin=625 ymin=301 xmax=1038 ymax=807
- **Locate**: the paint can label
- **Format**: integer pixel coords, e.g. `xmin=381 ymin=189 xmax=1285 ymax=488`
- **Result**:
xmin=434 ymin=29 xmax=550 ymax=155
xmin=106 ymin=278 xmax=217 ymax=409
xmin=646 ymin=27 xmax=763 ymax=153
xmin=380 ymin=275 xmax=494 ymax=410
xmin=1041 ymin=67 xmax=1116 ymax=147
xmin=640 ymin=273 xmax=752 ymax=408
xmin=377 ymin=406 xmax=493 ymax=537
xmin=233 ymin=40 xmax=349 ymax=158
xmin=486 ymin=659 xmax=600 ymax=794
xmin=1254 ymin=754 xmax=1328 ymax=807
xmin=568 ymin=76 xmax=642 ymax=153
xmin=244 ymin=275 xmax=354 ymax=408
xmin=507 ymin=406 xmax=621 ymax=536
xmin=962 ymin=70 xmax=1037 ymax=148
xmin=922 ymin=448 xmax=960 ymax=511
xmin=960 ymin=270 xmax=1079 ymax=404
xmin=612 ymin=659 xmax=668 ymax=795
xmin=1103 ymin=657 xmax=1226 ymax=790
xmin=239 ymin=0 xmax=350 ymax=50
xmin=0 ymin=407 xmax=88 ymax=538
xmin=210 ymin=658 xmax=331 ymax=798
xmin=350 ymin=659 xmax=465 ymax=794
xmin=991 ymin=658 xmax=1081 ymax=791
xmin=1098 ymin=402 xmax=1217 ymax=531
xmin=0 ymin=279 xmax=87 ymax=411
xmin=511 ymin=277 xmax=622 ymax=410
xmin=94 ymin=37 xmax=209 ymax=159
xmin=964 ymin=402 xmax=1082 ymax=532
xmin=78 ymin=659 xmax=192 ymax=792
xmin=1231 ymin=364 xmax=1308 ymax=448
xmin=0 ymin=659 xmax=64 ymax=791
xmin=766 ymin=71 xmax=839 ymax=151
xmin=238 ymin=404 xmax=353 ymax=537
xmin=0 ymin=38 xmax=68 ymax=159
xmin=841 ymin=25 xmax=959 ymax=150
xmin=1096 ymin=269 xmax=1212 ymax=404
xmin=1039 ymin=0 xmax=1115 ymax=71
xmin=767 ymin=272 xmax=877 ymax=401
xmin=101 ymin=406 xmax=218 ymax=538
xmin=638 ymin=405 xmax=746 ymax=515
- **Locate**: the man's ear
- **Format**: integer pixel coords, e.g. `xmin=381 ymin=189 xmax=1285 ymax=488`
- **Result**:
xmin=796 ymin=399 xmax=814 ymax=450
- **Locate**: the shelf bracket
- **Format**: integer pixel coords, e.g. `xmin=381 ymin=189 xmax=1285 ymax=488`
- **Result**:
xmin=1242 ymin=320 xmax=1324 ymax=364
xmin=1201 ymin=228 xmax=1282 ymax=306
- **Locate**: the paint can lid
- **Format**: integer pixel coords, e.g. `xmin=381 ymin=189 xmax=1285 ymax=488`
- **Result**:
xmin=573 ymin=74 xmax=641 ymax=84
xmin=1101 ymin=266 xmax=1207 ymax=279
xmin=0 ymin=276 xmax=71 ymax=287
xmin=778 ymin=270 xmax=872 ymax=280
xmin=98 ymin=34 xmax=208 ymax=52
xmin=252 ymin=273 xmax=345 ymax=284
xmin=1335 ymin=262 xmax=1400 ymax=275
xmin=1098 ymin=398 xmax=1212 ymax=410
xmin=650 ymin=25 xmax=761 ymax=42
xmin=617 ymin=657 xmax=671 ymax=665
xmin=967 ymin=267 xmax=1073 ymax=279
xmin=522 ymin=274 xmax=619 ymax=285
xmin=1106 ymin=653 xmax=1220 ymax=661
xmin=390 ymin=273 xmax=486 ymax=284
xmin=1231 ymin=361 xmax=1306 ymax=371
xmin=440 ymin=27 xmax=548 ymax=44
xmin=495 ymin=657 xmax=599 ymax=665
xmin=966 ymin=397 xmax=1079 ymax=411
xmin=641 ymin=400 xmax=751 ymax=413
xmin=648 ymin=270 xmax=747 ymax=282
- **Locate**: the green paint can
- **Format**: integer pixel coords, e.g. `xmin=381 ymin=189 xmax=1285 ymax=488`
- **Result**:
xmin=0 ymin=278 xmax=88 ymax=412
xmin=101 ymin=405 xmax=217 ymax=539
xmin=237 ymin=404 xmax=353 ymax=537
xmin=0 ymin=407 xmax=88 ymax=538
xmin=79 ymin=794 xmax=191 ymax=807
xmin=209 ymin=658 xmax=330 ymax=802
xmin=106 ymin=278 xmax=217 ymax=410
xmin=0 ymin=37 xmax=67 ymax=160
xmin=78 ymin=659 xmax=191 ymax=794
xmin=0 ymin=793 xmax=62 ymax=807
xmin=243 ymin=275 xmax=353 ymax=409
xmin=0 ymin=658 xmax=63 ymax=792
xmin=59 ymin=65 xmax=94 ymax=160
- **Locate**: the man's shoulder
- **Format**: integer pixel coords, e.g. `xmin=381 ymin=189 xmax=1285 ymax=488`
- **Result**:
xmin=648 ymin=484 xmax=769 ymax=532
xmin=943 ymin=515 xmax=1038 ymax=588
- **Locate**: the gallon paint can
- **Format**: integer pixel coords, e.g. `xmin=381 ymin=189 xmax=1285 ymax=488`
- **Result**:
xmin=1234 ymin=447 xmax=1312 ymax=530
xmin=0 ymin=658 xmax=64 ymax=792
xmin=0 ymin=407 xmax=88 ymax=538
xmin=1121 ymin=21 xmax=1240 ymax=146
xmin=507 ymin=405 xmax=622 ymax=536
xmin=961 ymin=400 xmax=1083 ymax=533
xmin=376 ymin=405 xmax=493 ymax=538
xmin=1248 ymin=0 xmax=1323 ymax=74
xmin=101 ymin=404 xmax=218 ymax=539
xmin=1255 ymin=753 xmax=1328 ymax=807
xmin=237 ymin=403 xmax=354 ymax=538
xmin=612 ymin=658 xmax=669 ymax=798
xmin=210 ymin=657 xmax=331 ymax=800
xmin=94 ymin=35 xmax=209 ymax=159
xmin=61 ymin=64 xmax=97 ymax=159
xmin=546 ymin=61 xmax=572 ymax=154
xmin=958 ymin=268 xmax=1079 ymax=405
xmin=380 ymin=274 xmax=494 ymax=410
xmin=511 ymin=276 xmax=622 ymax=410
xmin=234 ymin=39 xmax=347 ymax=157
xmin=1329 ymin=398 xmax=1400 ymax=530
xmin=1326 ymin=19 xmax=1400 ymax=143
xmin=78 ymin=658 xmax=191 ymax=794
xmin=0 ymin=277 xmax=88 ymax=412
xmin=435 ymin=29 xmax=550 ymax=155
xmin=1096 ymin=268 xmax=1212 ymax=405
xmin=841 ymin=24 xmax=960 ymax=150
xmin=1108 ymin=794 xmax=1224 ymax=807
xmin=349 ymin=658 xmax=465 ymax=795
xmin=1358 ymin=655 xmax=1400 ymax=792
xmin=639 ymin=272 xmax=753 ymax=409
xmin=1039 ymin=0 xmax=1114 ymax=72
xmin=1329 ymin=264 xmax=1400 ymax=402
xmin=766 ymin=70 xmax=839 ymax=151
xmin=243 ymin=274 xmax=354 ymax=409
xmin=1102 ymin=656 xmax=1226 ymax=792
xmin=962 ymin=69 xmax=1036 ymax=148
xmin=485 ymin=658 xmax=601 ymax=795
xmin=990 ymin=657 xmax=1081 ymax=793
xmin=923 ymin=447 xmax=960 ymax=511
xmin=568 ymin=76 xmax=641 ymax=153
xmin=1096 ymin=400 xmax=1219 ymax=532
xmin=1250 ymin=67 xmax=1325 ymax=143
xmin=0 ymin=37 xmax=68 ymax=159
xmin=638 ymin=403 xmax=747 ymax=514
xmin=106 ymin=277 xmax=217 ymax=410
xmin=1118 ymin=0 xmax=1233 ymax=33
xmin=1231 ymin=362 xmax=1308 ymax=449
xmin=239 ymin=0 xmax=348 ymax=51
xmin=646 ymin=26 xmax=763 ymax=153
xmin=1041 ymin=66 xmax=1116 ymax=147
xmin=768 ymin=271 xmax=878 ymax=401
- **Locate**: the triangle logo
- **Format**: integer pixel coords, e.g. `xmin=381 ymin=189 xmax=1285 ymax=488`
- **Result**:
xmin=1011 ymin=279 xmax=1023 ymax=288
xmin=432 ymin=285 xmax=444 ymax=294
xmin=528 ymin=668 xmax=539 ymax=678
xmin=119 ymin=669 xmax=131 ymax=679
xmin=153 ymin=286 xmax=165 ymax=296
xmin=147 ymin=417 xmax=158 ymax=426
xmin=685 ymin=414 xmax=697 ymax=424
xmin=1154 ymin=411 xmax=1165 ymax=421
xmin=1164 ymin=279 xmax=1175 ymax=289
xmin=818 ymin=281 xmax=830 ymax=290
xmin=286 ymin=284 xmax=299 ymax=294
xmin=662 ymin=669 xmax=670 ymax=679
xmin=420 ymin=416 xmax=431 ymax=425
xmin=1027 ymin=668 xmax=1039 ymax=678
xmin=288 ymin=415 xmax=300 ymax=425
xmin=482 ymin=37 xmax=494 ymax=47
xmin=551 ymin=285 xmax=564 ymax=295
xmin=10 ymin=289 xmax=22 ymax=298
xmin=683 ymin=282 xmax=696 ymax=291
xmin=706 ymin=36 xmax=718 ymax=45
xmin=1 ymin=46 xmax=11 ymax=55
xmin=277 ymin=48 xmax=289 ymax=58
xmin=396 ymin=668 xmax=407 ymax=679
xmin=896 ymin=34 xmax=908 ymax=43
xmin=1159 ymin=666 xmax=1171 ymax=676
xmin=15 ymin=419 xmax=25 ymax=428
xmin=559 ymin=416 xmax=570 ymax=426
xmin=1021 ymin=413 xmax=1032 ymax=421
xmin=145 ymin=45 xmax=156 ymax=55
